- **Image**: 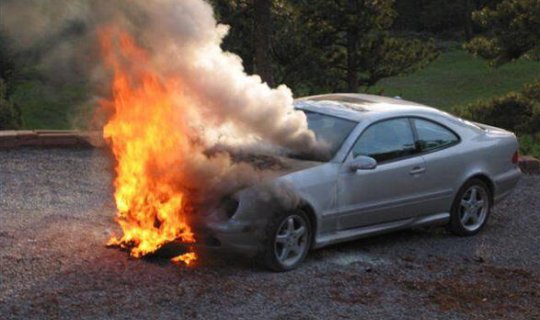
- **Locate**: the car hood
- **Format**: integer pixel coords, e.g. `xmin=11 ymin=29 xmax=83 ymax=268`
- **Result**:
xmin=219 ymin=154 xmax=338 ymax=227
xmin=275 ymin=157 xmax=324 ymax=176
xmin=199 ymin=154 xmax=324 ymax=219
xmin=227 ymin=151 xmax=323 ymax=178
xmin=225 ymin=153 xmax=326 ymax=202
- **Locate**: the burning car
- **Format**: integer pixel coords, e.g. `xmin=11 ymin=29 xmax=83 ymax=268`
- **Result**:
xmin=201 ymin=93 xmax=522 ymax=271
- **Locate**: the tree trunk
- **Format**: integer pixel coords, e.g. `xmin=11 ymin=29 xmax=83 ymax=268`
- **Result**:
xmin=253 ymin=0 xmax=274 ymax=87
xmin=464 ymin=0 xmax=474 ymax=40
xmin=346 ymin=0 xmax=359 ymax=92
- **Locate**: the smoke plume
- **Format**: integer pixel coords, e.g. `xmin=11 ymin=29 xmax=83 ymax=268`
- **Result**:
xmin=0 ymin=0 xmax=318 ymax=152
xmin=0 ymin=0 xmax=327 ymax=198
xmin=1 ymin=0 xmax=325 ymax=259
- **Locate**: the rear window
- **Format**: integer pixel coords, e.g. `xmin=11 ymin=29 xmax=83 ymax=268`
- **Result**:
xmin=413 ymin=118 xmax=459 ymax=152
xmin=442 ymin=112 xmax=485 ymax=132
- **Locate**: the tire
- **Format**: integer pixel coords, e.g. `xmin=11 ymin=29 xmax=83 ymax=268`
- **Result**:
xmin=257 ymin=209 xmax=312 ymax=272
xmin=448 ymin=178 xmax=492 ymax=236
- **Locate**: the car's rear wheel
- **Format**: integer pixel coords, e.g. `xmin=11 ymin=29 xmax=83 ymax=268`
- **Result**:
xmin=448 ymin=178 xmax=492 ymax=236
xmin=258 ymin=210 xmax=311 ymax=271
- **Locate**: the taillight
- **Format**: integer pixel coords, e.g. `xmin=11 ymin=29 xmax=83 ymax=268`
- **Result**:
xmin=512 ymin=151 xmax=519 ymax=164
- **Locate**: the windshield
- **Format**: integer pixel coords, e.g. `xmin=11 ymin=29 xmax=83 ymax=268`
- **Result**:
xmin=303 ymin=110 xmax=357 ymax=158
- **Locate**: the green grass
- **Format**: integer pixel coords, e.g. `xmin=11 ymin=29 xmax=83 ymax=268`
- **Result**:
xmin=12 ymin=47 xmax=540 ymax=129
xmin=13 ymin=80 xmax=88 ymax=130
xmin=371 ymin=48 xmax=540 ymax=111
xmin=519 ymin=134 xmax=540 ymax=159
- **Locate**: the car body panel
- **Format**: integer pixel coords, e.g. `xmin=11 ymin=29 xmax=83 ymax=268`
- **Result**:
xmin=279 ymin=162 xmax=340 ymax=234
xmin=336 ymin=155 xmax=429 ymax=229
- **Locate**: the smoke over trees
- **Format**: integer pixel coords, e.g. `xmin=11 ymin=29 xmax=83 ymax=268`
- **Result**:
xmin=210 ymin=0 xmax=439 ymax=93
xmin=0 ymin=0 xmax=320 ymax=154
xmin=0 ymin=0 xmax=538 ymax=130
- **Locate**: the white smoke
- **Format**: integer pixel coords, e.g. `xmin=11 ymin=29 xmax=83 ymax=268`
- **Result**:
xmin=0 ymin=0 xmax=320 ymax=153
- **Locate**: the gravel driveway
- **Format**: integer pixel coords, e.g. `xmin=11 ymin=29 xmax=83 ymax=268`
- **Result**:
xmin=1 ymin=148 xmax=539 ymax=320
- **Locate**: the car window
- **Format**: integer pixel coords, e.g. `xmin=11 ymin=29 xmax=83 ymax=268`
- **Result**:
xmin=414 ymin=118 xmax=459 ymax=152
xmin=351 ymin=118 xmax=416 ymax=162
xmin=304 ymin=111 xmax=357 ymax=157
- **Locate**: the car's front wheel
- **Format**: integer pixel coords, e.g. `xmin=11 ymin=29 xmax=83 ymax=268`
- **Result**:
xmin=258 ymin=210 xmax=312 ymax=271
xmin=448 ymin=178 xmax=492 ymax=236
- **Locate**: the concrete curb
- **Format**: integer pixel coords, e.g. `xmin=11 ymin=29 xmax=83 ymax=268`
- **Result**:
xmin=518 ymin=156 xmax=540 ymax=175
xmin=0 ymin=130 xmax=105 ymax=149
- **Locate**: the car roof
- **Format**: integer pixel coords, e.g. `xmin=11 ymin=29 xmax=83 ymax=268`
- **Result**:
xmin=294 ymin=93 xmax=444 ymax=122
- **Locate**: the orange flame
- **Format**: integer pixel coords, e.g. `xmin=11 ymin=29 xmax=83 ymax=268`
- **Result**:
xmin=171 ymin=252 xmax=197 ymax=266
xmin=100 ymin=27 xmax=197 ymax=264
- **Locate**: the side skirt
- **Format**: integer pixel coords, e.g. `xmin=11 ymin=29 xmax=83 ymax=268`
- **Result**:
xmin=314 ymin=212 xmax=450 ymax=249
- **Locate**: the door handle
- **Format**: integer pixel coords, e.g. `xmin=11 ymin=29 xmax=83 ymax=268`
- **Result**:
xmin=409 ymin=166 xmax=426 ymax=175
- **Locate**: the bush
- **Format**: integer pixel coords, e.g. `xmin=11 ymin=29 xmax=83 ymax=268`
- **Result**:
xmin=454 ymin=80 xmax=540 ymax=158
xmin=519 ymin=134 xmax=540 ymax=159
xmin=455 ymin=80 xmax=540 ymax=135
xmin=0 ymin=79 xmax=21 ymax=130
xmin=523 ymin=81 xmax=540 ymax=101
xmin=458 ymin=92 xmax=534 ymax=134
xmin=522 ymin=81 xmax=540 ymax=135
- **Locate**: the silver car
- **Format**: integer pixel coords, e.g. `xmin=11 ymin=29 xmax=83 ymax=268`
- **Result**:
xmin=202 ymin=93 xmax=521 ymax=271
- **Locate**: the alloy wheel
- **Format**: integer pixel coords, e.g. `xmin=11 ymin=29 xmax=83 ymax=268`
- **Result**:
xmin=274 ymin=215 xmax=309 ymax=268
xmin=459 ymin=185 xmax=489 ymax=232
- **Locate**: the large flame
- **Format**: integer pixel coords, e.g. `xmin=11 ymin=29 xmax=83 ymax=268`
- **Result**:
xmin=100 ymin=28 xmax=197 ymax=265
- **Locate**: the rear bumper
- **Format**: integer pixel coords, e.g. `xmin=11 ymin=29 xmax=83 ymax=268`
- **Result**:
xmin=494 ymin=167 xmax=521 ymax=204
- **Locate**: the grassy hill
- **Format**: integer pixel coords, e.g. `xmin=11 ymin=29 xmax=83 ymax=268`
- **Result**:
xmin=13 ymin=80 xmax=88 ymax=130
xmin=13 ymin=47 xmax=540 ymax=130
xmin=372 ymin=47 xmax=540 ymax=111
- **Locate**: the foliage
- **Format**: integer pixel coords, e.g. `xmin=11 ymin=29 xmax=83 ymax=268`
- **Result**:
xmin=211 ymin=0 xmax=439 ymax=93
xmin=0 ymin=32 xmax=21 ymax=129
xmin=394 ymin=0 xmax=495 ymax=40
xmin=462 ymin=0 xmax=540 ymax=156
xmin=465 ymin=0 xmax=540 ymax=65
xmin=11 ymin=80 xmax=88 ymax=129
xmin=419 ymin=0 xmax=472 ymax=36
xmin=519 ymin=133 xmax=540 ymax=159
xmin=1 ymin=0 xmax=539 ymax=130
xmin=522 ymin=81 xmax=540 ymax=134
xmin=457 ymin=92 xmax=535 ymax=134
xmin=293 ymin=0 xmax=440 ymax=92
xmin=454 ymin=80 xmax=540 ymax=157
xmin=0 ymin=32 xmax=15 ymax=94
xmin=0 ymin=78 xmax=21 ymax=129
xmin=373 ymin=47 xmax=540 ymax=110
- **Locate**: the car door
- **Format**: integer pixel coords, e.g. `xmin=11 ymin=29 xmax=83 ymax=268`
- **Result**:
xmin=337 ymin=117 xmax=427 ymax=230
xmin=410 ymin=117 xmax=463 ymax=213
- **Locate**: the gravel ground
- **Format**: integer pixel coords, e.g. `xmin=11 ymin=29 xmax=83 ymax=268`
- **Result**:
xmin=1 ymin=148 xmax=539 ymax=320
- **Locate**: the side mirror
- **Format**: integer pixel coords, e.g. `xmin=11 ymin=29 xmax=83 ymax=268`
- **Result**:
xmin=347 ymin=156 xmax=377 ymax=172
